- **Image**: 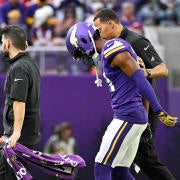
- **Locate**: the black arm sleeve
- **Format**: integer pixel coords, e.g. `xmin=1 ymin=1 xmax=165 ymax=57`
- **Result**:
xmin=10 ymin=65 xmax=29 ymax=102
xmin=132 ymin=38 xmax=163 ymax=68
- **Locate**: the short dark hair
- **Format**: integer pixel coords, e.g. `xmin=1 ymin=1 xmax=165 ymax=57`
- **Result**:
xmin=93 ymin=29 xmax=101 ymax=40
xmin=94 ymin=8 xmax=120 ymax=24
xmin=1 ymin=25 xmax=26 ymax=50
xmin=53 ymin=122 xmax=72 ymax=135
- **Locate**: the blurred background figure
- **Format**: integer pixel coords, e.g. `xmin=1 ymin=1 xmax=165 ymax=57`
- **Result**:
xmin=44 ymin=122 xmax=77 ymax=155
xmin=0 ymin=0 xmax=4 ymax=6
xmin=0 ymin=0 xmax=26 ymax=27
xmin=30 ymin=5 xmax=63 ymax=46
xmin=137 ymin=0 xmax=157 ymax=25
xmin=7 ymin=9 xmax=27 ymax=33
xmin=119 ymin=2 xmax=144 ymax=35
xmin=54 ymin=6 xmax=77 ymax=39
xmin=26 ymin=0 xmax=55 ymax=26
xmin=130 ymin=21 xmax=144 ymax=35
xmin=26 ymin=0 xmax=55 ymax=43
xmin=52 ymin=0 xmax=86 ymax=21
xmin=155 ymin=0 xmax=177 ymax=26
xmin=113 ymin=0 xmax=148 ymax=13
xmin=21 ymin=0 xmax=33 ymax=7
xmin=85 ymin=2 xmax=104 ymax=23
xmin=176 ymin=0 xmax=180 ymax=25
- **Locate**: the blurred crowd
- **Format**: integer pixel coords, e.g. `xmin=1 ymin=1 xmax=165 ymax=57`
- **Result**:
xmin=0 ymin=0 xmax=180 ymax=46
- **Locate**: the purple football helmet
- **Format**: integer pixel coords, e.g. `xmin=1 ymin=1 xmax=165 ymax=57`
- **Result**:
xmin=66 ymin=22 xmax=99 ymax=64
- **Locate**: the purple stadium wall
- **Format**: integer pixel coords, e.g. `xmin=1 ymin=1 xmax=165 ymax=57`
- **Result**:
xmin=0 ymin=75 xmax=179 ymax=180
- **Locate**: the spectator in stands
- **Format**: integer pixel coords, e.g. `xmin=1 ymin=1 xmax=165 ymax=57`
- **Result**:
xmin=113 ymin=0 xmax=148 ymax=12
xmin=44 ymin=122 xmax=77 ymax=155
xmin=85 ymin=2 xmax=104 ymax=23
xmin=119 ymin=2 xmax=144 ymax=35
xmin=21 ymin=0 xmax=32 ymax=7
xmin=55 ymin=6 xmax=77 ymax=38
xmin=137 ymin=1 xmax=157 ymax=25
xmin=7 ymin=9 xmax=27 ymax=33
xmin=176 ymin=0 xmax=180 ymax=25
xmin=156 ymin=0 xmax=177 ymax=25
xmin=26 ymin=0 xmax=55 ymax=28
xmin=54 ymin=0 xmax=84 ymax=9
xmin=31 ymin=5 xmax=63 ymax=46
xmin=0 ymin=0 xmax=4 ymax=6
xmin=54 ymin=0 xmax=87 ymax=22
xmin=0 ymin=0 xmax=26 ymax=27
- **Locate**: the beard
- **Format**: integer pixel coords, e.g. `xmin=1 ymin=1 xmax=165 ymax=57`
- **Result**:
xmin=2 ymin=50 xmax=10 ymax=62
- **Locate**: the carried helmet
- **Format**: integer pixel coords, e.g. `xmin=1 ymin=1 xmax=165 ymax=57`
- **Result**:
xmin=66 ymin=22 xmax=99 ymax=65
xmin=66 ymin=22 xmax=102 ymax=87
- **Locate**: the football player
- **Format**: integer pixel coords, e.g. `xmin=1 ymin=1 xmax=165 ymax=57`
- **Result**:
xmin=66 ymin=22 xmax=177 ymax=180
xmin=93 ymin=9 xmax=175 ymax=180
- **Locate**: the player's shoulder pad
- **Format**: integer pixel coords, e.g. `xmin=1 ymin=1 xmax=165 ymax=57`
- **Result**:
xmin=103 ymin=38 xmax=127 ymax=59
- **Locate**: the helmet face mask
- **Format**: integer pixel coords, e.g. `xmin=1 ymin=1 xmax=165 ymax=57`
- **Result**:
xmin=73 ymin=47 xmax=96 ymax=65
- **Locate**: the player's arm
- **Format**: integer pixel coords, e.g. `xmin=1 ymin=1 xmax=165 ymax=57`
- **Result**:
xmin=9 ymin=65 xmax=29 ymax=147
xmin=9 ymin=101 xmax=25 ymax=147
xmin=111 ymin=51 xmax=177 ymax=126
xmin=138 ymin=57 xmax=149 ymax=112
xmin=148 ymin=63 xmax=168 ymax=78
xmin=133 ymin=38 xmax=168 ymax=78
xmin=111 ymin=51 xmax=139 ymax=76
xmin=139 ymin=58 xmax=168 ymax=78
xmin=142 ymin=97 xmax=149 ymax=113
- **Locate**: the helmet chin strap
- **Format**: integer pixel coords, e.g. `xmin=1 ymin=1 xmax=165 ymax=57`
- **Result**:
xmin=88 ymin=30 xmax=102 ymax=87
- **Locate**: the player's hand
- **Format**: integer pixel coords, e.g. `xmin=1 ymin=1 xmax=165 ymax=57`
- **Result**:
xmin=137 ymin=57 xmax=147 ymax=76
xmin=0 ymin=136 xmax=4 ymax=145
xmin=140 ymin=123 xmax=152 ymax=143
xmin=138 ymin=57 xmax=145 ymax=68
xmin=158 ymin=111 xmax=178 ymax=126
xmin=9 ymin=131 xmax=21 ymax=148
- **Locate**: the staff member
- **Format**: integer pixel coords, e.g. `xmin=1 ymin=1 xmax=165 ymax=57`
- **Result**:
xmin=94 ymin=9 xmax=175 ymax=180
xmin=0 ymin=25 xmax=41 ymax=180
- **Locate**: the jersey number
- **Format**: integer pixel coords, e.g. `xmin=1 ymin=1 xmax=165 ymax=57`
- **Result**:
xmin=103 ymin=72 xmax=115 ymax=92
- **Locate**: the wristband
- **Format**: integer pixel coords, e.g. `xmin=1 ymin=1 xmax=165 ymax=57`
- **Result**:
xmin=146 ymin=69 xmax=151 ymax=78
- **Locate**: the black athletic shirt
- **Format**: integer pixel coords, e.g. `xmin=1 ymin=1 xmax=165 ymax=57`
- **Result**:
xmin=119 ymin=27 xmax=163 ymax=129
xmin=120 ymin=27 xmax=163 ymax=69
xmin=3 ymin=52 xmax=41 ymax=145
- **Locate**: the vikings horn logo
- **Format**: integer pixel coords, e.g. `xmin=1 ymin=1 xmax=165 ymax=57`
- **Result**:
xmin=70 ymin=25 xmax=78 ymax=47
xmin=11 ymin=155 xmax=18 ymax=162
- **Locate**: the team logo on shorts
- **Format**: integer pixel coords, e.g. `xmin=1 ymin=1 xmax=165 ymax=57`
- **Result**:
xmin=11 ymin=155 xmax=18 ymax=162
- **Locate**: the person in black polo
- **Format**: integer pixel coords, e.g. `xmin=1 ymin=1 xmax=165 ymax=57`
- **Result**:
xmin=94 ymin=9 xmax=175 ymax=180
xmin=0 ymin=25 xmax=41 ymax=179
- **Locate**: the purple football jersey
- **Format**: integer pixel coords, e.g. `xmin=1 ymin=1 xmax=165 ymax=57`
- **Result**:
xmin=3 ymin=142 xmax=86 ymax=180
xmin=101 ymin=38 xmax=148 ymax=124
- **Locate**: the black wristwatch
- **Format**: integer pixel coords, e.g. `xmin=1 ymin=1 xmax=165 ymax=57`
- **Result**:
xmin=146 ymin=69 xmax=151 ymax=78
